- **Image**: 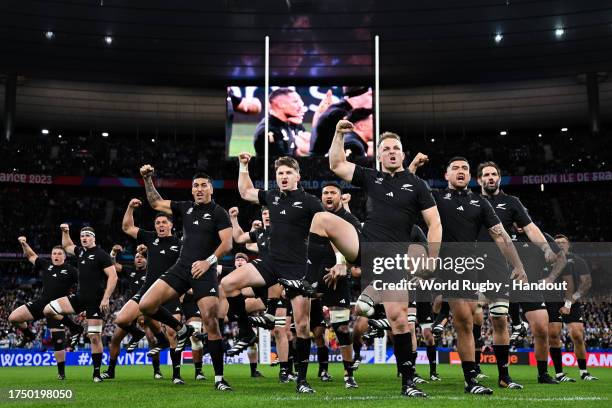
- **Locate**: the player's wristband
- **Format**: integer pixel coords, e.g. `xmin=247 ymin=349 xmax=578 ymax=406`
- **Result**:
xmin=335 ymin=252 xmax=346 ymax=265
xmin=564 ymin=300 xmax=572 ymax=309
xmin=206 ymin=254 xmax=218 ymax=265
xmin=571 ymin=292 xmax=581 ymax=302
xmin=239 ymin=162 xmax=248 ymax=173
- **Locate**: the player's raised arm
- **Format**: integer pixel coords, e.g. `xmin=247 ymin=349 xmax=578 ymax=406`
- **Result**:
xmin=59 ymin=223 xmax=76 ymax=255
xmin=229 ymin=207 xmax=252 ymax=244
xmin=329 ymin=120 xmax=356 ymax=182
xmin=17 ymin=236 xmax=38 ymax=264
xmin=140 ymin=164 xmax=172 ymax=214
xmin=237 ymin=152 xmax=260 ymax=203
xmin=110 ymin=244 xmax=124 ymax=273
xmin=122 ymin=198 xmax=142 ymax=239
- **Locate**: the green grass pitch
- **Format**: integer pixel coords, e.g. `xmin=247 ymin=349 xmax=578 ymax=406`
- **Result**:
xmin=0 ymin=363 xmax=610 ymax=407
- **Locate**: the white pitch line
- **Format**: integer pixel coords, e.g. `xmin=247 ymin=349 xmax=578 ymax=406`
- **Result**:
xmin=269 ymin=395 xmax=608 ymax=402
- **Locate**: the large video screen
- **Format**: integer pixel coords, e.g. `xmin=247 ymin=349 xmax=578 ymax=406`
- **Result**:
xmin=226 ymin=86 xmax=373 ymax=158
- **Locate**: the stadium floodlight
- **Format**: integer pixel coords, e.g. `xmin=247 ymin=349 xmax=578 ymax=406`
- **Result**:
xmin=430 ymin=138 xmax=435 ymax=142
xmin=494 ymin=33 xmax=503 ymax=43
xmin=561 ymin=127 xmax=568 ymax=132
xmin=500 ymin=130 xmax=507 ymax=136
xmin=45 ymin=31 xmax=55 ymax=40
xmin=41 ymin=129 xmax=49 ymax=134
xmin=555 ymin=27 xmax=565 ymax=38
xmin=538 ymin=133 xmax=542 ymax=138
xmin=102 ymin=132 xmax=109 ymax=137
xmin=104 ymin=36 xmax=113 ymax=45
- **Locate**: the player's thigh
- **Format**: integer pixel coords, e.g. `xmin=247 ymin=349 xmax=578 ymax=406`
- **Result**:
xmin=140 ymin=279 xmax=180 ymax=310
xmin=241 ymin=287 xmax=256 ymax=298
xmin=115 ymin=299 xmax=141 ymax=324
xmin=47 ymin=296 xmax=75 ymax=315
xmin=315 ymin=212 xmax=360 ymax=262
xmin=221 ymin=263 xmax=266 ymax=291
xmin=9 ymin=304 xmax=34 ymax=322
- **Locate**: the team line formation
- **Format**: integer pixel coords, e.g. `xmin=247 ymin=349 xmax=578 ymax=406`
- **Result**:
xmin=8 ymin=119 xmax=599 ymax=397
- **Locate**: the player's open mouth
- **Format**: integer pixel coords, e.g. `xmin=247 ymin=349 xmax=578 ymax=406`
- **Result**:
xmin=457 ymin=174 xmax=465 ymax=180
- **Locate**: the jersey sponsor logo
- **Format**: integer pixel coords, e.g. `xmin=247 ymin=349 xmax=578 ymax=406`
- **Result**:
xmin=210 ymin=288 xmax=216 ymax=293
xmin=273 ymin=196 xmax=280 ymax=205
xmin=375 ymin=177 xmax=383 ymax=184
xmin=52 ymin=273 xmax=57 ymax=277
xmin=87 ymin=255 xmax=95 ymax=260
xmin=193 ymin=220 xmax=199 ymax=225
xmin=203 ymin=213 xmax=212 ymax=220
xmin=170 ymin=246 xmax=179 ymax=252
xmin=153 ymin=238 xmax=159 ymax=246
xmin=443 ymin=192 xmax=452 ymax=200
xmin=292 ymin=201 xmax=303 ymax=208
xmin=281 ymin=128 xmax=289 ymax=141
xmin=386 ymin=192 xmax=394 ymax=197
xmin=496 ymin=203 xmax=507 ymax=210
xmin=186 ymin=207 xmax=193 ymax=215
xmin=401 ymin=183 xmax=413 ymax=191
xmin=456 ymin=205 xmax=465 ymax=211
xmin=469 ymin=200 xmax=480 ymax=207
xmin=280 ymin=210 xmax=286 ymax=215
xmin=160 ymin=249 xmax=166 ymax=254
xmin=47 ymin=265 xmax=53 ymax=270
xmin=60 ymin=269 xmax=67 ymax=274
xmin=339 ymin=299 xmax=346 ymax=304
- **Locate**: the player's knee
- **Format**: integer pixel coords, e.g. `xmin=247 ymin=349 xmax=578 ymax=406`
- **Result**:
xmin=489 ymin=301 xmax=509 ymax=319
xmin=8 ymin=311 xmax=20 ymax=324
xmin=294 ymin=321 xmax=309 ymax=337
xmin=569 ymin=328 xmax=584 ymax=343
xmin=52 ymin=331 xmax=66 ymax=351
xmin=138 ymin=299 xmax=156 ymax=316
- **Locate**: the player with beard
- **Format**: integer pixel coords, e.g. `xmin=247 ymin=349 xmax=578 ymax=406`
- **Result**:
xmin=281 ymin=120 xmax=443 ymax=397
xmin=410 ymin=155 xmax=527 ymax=395
xmin=254 ymin=88 xmax=310 ymax=157
xmin=547 ymin=235 xmax=599 ymax=382
xmin=474 ymin=161 xmax=564 ymax=386
xmin=221 ymin=155 xmax=324 ymax=393
xmin=43 ymin=225 xmax=118 ymax=382
xmin=138 ymin=167 xmax=233 ymax=391
xmin=9 ymin=237 xmax=78 ymax=380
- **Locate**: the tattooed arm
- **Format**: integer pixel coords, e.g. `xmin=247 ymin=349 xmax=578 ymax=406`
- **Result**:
xmin=139 ymin=164 xmax=172 ymax=214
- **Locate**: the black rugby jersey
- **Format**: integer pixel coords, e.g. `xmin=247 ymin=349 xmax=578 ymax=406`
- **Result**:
xmin=73 ymin=246 xmax=113 ymax=298
xmin=253 ymin=115 xmax=305 ymax=157
xmin=170 ymin=200 xmax=232 ymax=264
xmin=248 ymin=227 xmax=271 ymax=259
xmin=351 ymin=166 xmax=436 ymax=243
xmin=257 ymin=187 xmax=324 ymax=264
xmin=136 ymin=230 xmax=181 ymax=282
xmin=513 ymin=231 xmax=561 ymax=281
xmin=478 ymin=190 xmax=532 ymax=242
xmin=121 ymin=266 xmax=147 ymax=297
xmin=34 ymin=258 xmax=77 ymax=301
xmin=432 ymin=188 xmax=500 ymax=243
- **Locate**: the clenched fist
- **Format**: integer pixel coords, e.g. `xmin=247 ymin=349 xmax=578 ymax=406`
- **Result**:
xmin=229 ymin=207 xmax=239 ymax=218
xmin=17 ymin=236 xmax=27 ymax=244
xmin=60 ymin=223 xmax=70 ymax=232
xmin=140 ymin=164 xmax=154 ymax=178
xmin=111 ymin=244 xmax=123 ymax=255
xmin=341 ymin=193 xmax=351 ymax=205
xmin=128 ymin=198 xmax=142 ymax=208
xmin=335 ymin=120 xmax=354 ymax=134
xmin=238 ymin=152 xmax=252 ymax=165
xmin=136 ymin=244 xmax=148 ymax=254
